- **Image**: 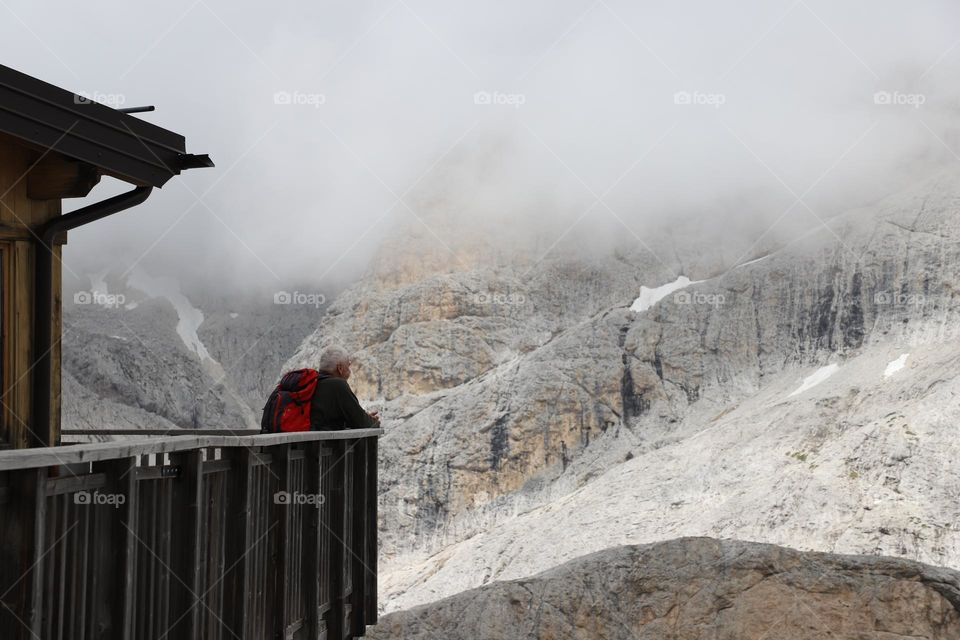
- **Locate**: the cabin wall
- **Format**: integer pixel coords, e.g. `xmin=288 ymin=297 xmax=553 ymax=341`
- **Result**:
xmin=0 ymin=138 xmax=65 ymax=448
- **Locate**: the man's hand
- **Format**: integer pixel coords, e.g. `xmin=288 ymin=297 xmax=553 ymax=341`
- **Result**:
xmin=368 ymin=410 xmax=380 ymax=422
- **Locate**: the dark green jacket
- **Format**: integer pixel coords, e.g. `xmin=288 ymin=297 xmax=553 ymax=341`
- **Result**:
xmin=309 ymin=373 xmax=378 ymax=430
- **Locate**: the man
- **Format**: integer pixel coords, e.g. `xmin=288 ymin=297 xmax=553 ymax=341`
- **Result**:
xmin=310 ymin=346 xmax=380 ymax=430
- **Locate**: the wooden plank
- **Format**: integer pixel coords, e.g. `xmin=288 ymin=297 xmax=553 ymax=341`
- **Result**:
xmin=325 ymin=440 xmax=345 ymax=640
xmin=270 ymin=444 xmax=291 ymax=638
xmin=101 ymin=457 xmax=137 ymax=639
xmin=0 ymin=429 xmax=384 ymax=471
xmin=49 ymin=241 xmax=62 ymax=446
xmin=0 ymin=467 xmax=47 ymax=639
xmin=350 ymin=439 xmax=367 ymax=637
xmin=0 ymin=143 xmax=22 ymax=229
xmin=8 ymin=241 xmax=32 ymax=449
xmin=87 ymin=487 xmax=110 ymax=639
xmin=44 ymin=472 xmax=106 ymax=496
xmin=364 ymin=437 xmax=378 ymax=626
xmin=9 ymin=147 xmax=31 ymax=229
xmin=0 ymin=239 xmax=11 ymax=449
xmin=202 ymin=459 xmax=232 ymax=475
xmin=169 ymin=449 xmax=203 ymax=639
xmin=0 ymin=144 xmax=30 ymax=228
xmin=304 ymin=442 xmax=322 ymax=639
xmin=62 ymin=428 xmax=262 ymax=437
xmin=134 ymin=464 xmax=181 ymax=481
xmin=224 ymin=447 xmax=252 ymax=638
xmin=26 ymin=156 xmax=100 ymax=200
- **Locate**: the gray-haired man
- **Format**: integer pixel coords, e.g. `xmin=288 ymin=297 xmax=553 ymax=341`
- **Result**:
xmin=309 ymin=347 xmax=380 ymax=430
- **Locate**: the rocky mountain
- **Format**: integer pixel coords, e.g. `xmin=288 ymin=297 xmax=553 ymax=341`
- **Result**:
xmin=61 ymin=268 xmax=325 ymax=436
xmin=282 ymin=168 xmax=960 ymax=612
xmin=61 ymin=166 xmax=960 ymax=628
xmin=368 ymin=537 xmax=960 ymax=639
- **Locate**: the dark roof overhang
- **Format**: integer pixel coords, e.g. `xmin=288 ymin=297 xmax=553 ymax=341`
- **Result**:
xmin=0 ymin=63 xmax=212 ymax=188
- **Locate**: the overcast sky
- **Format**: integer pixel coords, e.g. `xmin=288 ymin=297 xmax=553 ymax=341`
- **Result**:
xmin=4 ymin=1 xmax=960 ymax=292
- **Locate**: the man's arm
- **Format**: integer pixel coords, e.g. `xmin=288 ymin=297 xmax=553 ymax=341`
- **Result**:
xmin=333 ymin=379 xmax=379 ymax=429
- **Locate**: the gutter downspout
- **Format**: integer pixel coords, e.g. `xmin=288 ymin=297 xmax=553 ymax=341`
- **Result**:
xmin=31 ymin=185 xmax=152 ymax=447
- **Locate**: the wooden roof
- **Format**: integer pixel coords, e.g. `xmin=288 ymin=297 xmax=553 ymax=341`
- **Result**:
xmin=0 ymin=64 xmax=212 ymax=188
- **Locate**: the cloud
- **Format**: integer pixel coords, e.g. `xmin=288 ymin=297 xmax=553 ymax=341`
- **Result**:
xmin=5 ymin=0 xmax=960 ymax=290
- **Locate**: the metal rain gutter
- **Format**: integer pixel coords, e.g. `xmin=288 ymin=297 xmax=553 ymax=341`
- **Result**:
xmin=30 ymin=185 xmax=152 ymax=447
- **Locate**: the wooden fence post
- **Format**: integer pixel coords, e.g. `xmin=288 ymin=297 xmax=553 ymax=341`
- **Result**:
xmin=325 ymin=440 xmax=345 ymax=640
xmin=349 ymin=439 xmax=367 ymax=637
xmin=224 ymin=447 xmax=253 ymax=638
xmin=0 ymin=467 xmax=46 ymax=640
xmin=270 ymin=444 xmax=290 ymax=639
xmin=169 ymin=449 xmax=203 ymax=639
xmin=364 ymin=437 xmax=378 ymax=626
xmin=303 ymin=442 xmax=321 ymax=639
xmin=100 ymin=457 xmax=138 ymax=640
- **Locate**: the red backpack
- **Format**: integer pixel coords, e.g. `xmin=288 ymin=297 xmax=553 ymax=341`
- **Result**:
xmin=261 ymin=369 xmax=321 ymax=433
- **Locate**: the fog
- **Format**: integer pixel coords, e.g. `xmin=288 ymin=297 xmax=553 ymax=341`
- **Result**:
xmin=4 ymin=0 xmax=960 ymax=293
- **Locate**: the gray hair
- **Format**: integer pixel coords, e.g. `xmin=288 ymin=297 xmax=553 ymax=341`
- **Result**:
xmin=318 ymin=346 xmax=351 ymax=373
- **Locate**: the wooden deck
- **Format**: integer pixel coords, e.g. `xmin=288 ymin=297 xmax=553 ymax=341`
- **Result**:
xmin=0 ymin=429 xmax=381 ymax=640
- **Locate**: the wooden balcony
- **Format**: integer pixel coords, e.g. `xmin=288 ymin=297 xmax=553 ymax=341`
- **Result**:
xmin=0 ymin=429 xmax=381 ymax=640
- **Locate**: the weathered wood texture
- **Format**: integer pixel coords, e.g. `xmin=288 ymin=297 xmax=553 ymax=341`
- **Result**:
xmin=0 ymin=431 xmax=380 ymax=639
xmin=0 ymin=134 xmax=67 ymax=450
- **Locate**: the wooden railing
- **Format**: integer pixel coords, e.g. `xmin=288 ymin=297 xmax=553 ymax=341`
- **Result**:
xmin=0 ymin=429 xmax=381 ymax=640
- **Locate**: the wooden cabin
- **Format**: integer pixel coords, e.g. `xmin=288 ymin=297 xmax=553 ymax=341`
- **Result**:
xmin=0 ymin=63 xmax=212 ymax=450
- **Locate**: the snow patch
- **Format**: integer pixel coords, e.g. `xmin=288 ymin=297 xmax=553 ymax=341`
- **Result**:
xmin=126 ymin=268 xmax=212 ymax=362
xmin=125 ymin=302 xmax=139 ymax=310
xmin=229 ymin=312 xmax=239 ymax=319
xmin=630 ymin=276 xmax=699 ymax=313
xmin=788 ymin=363 xmax=840 ymax=397
xmin=884 ymin=353 xmax=909 ymax=378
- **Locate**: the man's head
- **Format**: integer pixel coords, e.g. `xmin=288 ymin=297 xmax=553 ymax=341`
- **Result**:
xmin=318 ymin=346 xmax=353 ymax=380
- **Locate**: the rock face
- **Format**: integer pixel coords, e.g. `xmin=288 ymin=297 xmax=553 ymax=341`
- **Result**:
xmin=282 ymin=168 xmax=960 ymax=611
xmin=63 ymin=298 xmax=255 ymax=432
xmin=62 ymin=166 xmax=960 ymax=624
xmin=368 ymin=537 xmax=960 ymax=639
xmin=61 ymin=270 xmax=323 ymax=435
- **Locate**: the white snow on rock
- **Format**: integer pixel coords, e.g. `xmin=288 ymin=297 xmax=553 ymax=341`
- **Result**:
xmin=884 ymin=353 xmax=909 ymax=378
xmin=630 ymin=276 xmax=699 ymax=313
xmin=788 ymin=363 xmax=839 ymax=397
xmin=229 ymin=312 xmax=239 ymax=319
xmin=377 ymin=341 xmax=960 ymax=612
xmin=126 ymin=268 xmax=213 ymax=362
